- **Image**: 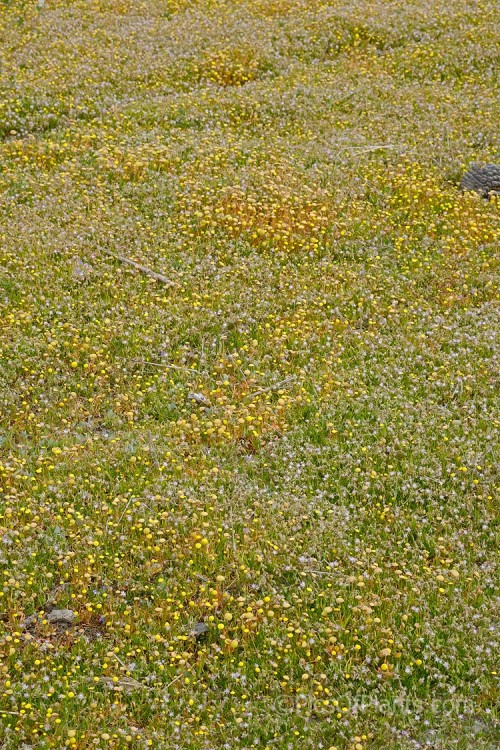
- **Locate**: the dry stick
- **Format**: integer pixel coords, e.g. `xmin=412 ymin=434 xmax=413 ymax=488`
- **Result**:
xmin=112 ymin=652 xmax=130 ymax=670
xmin=116 ymin=496 xmax=133 ymax=526
xmin=246 ymin=376 xmax=296 ymax=399
xmin=116 ymin=355 xmax=207 ymax=379
xmin=165 ymin=674 xmax=182 ymax=690
xmin=101 ymin=249 xmax=176 ymax=286
xmin=142 ymin=360 xmax=205 ymax=377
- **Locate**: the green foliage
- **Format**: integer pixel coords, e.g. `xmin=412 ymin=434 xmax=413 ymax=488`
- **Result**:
xmin=0 ymin=1 xmax=498 ymax=749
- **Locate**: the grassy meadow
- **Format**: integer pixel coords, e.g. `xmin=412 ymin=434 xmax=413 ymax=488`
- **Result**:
xmin=0 ymin=0 xmax=499 ymax=748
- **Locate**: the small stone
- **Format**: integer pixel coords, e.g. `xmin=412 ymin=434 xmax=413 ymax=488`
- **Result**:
xmin=191 ymin=622 xmax=209 ymax=639
xmin=188 ymin=392 xmax=210 ymax=406
xmin=100 ymin=676 xmax=143 ymax=693
xmin=46 ymin=609 xmax=75 ymax=625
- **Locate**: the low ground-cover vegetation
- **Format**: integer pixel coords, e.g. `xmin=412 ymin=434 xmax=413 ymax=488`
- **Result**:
xmin=0 ymin=1 xmax=498 ymax=748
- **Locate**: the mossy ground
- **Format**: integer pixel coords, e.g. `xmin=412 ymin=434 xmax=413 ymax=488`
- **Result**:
xmin=0 ymin=1 xmax=499 ymax=749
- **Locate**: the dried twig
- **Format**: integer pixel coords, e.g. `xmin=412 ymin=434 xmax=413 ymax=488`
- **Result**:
xmin=165 ymin=673 xmax=182 ymax=690
xmin=101 ymin=249 xmax=176 ymax=286
xmin=142 ymin=361 xmax=204 ymax=376
xmin=116 ymin=497 xmax=133 ymax=526
xmin=116 ymin=356 xmax=205 ymax=378
xmin=246 ymin=376 xmax=296 ymax=399
xmin=111 ymin=652 xmax=129 ymax=669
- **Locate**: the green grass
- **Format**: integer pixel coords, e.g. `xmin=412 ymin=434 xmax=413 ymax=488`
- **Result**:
xmin=0 ymin=0 xmax=499 ymax=748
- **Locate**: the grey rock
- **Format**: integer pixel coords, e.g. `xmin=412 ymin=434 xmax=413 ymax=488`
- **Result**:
xmin=187 ymin=392 xmax=210 ymax=406
xmin=100 ymin=676 xmax=144 ymax=692
xmin=46 ymin=609 xmax=75 ymax=625
xmin=191 ymin=622 xmax=209 ymax=639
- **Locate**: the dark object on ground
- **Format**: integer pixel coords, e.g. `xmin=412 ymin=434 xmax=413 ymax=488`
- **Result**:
xmin=191 ymin=622 xmax=209 ymax=639
xmin=460 ymin=164 xmax=500 ymax=198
